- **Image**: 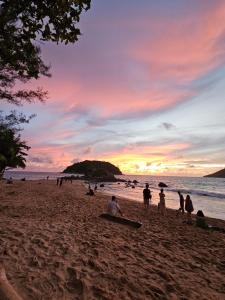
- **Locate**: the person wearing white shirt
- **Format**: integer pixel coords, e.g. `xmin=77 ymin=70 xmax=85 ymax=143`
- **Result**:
xmin=107 ymin=196 xmax=123 ymax=217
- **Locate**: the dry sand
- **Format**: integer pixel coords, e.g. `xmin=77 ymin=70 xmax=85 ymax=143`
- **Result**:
xmin=0 ymin=180 xmax=225 ymax=300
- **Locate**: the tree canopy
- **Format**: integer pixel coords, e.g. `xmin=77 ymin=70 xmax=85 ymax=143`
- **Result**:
xmin=0 ymin=0 xmax=91 ymax=105
xmin=0 ymin=1 xmax=91 ymax=174
xmin=63 ymin=160 xmax=123 ymax=176
xmin=0 ymin=111 xmax=31 ymax=177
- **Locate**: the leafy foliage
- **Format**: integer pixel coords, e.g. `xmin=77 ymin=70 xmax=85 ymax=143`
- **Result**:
xmin=63 ymin=160 xmax=123 ymax=176
xmin=0 ymin=111 xmax=31 ymax=177
xmin=0 ymin=0 xmax=91 ymax=104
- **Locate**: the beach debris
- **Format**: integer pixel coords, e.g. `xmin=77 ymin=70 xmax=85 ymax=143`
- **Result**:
xmin=99 ymin=213 xmax=142 ymax=228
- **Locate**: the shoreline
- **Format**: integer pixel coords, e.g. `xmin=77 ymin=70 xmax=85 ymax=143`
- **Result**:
xmin=0 ymin=180 xmax=225 ymax=299
xmin=99 ymin=189 xmax=225 ymax=225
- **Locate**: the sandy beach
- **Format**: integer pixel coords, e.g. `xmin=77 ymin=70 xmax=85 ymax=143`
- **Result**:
xmin=0 ymin=180 xmax=225 ymax=300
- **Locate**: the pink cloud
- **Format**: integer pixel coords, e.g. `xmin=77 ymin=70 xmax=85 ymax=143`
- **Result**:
xmin=133 ymin=2 xmax=225 ymax=83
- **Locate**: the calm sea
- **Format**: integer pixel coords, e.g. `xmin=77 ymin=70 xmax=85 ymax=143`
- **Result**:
xmin=4 ymin=171 xmax=225 ymax=221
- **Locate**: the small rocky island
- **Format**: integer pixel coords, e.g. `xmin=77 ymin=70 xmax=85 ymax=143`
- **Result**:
xmin=204 ymin=168 xmax=225 ymax=178
xmin=63 ymin=160 xmax=124 ymax=182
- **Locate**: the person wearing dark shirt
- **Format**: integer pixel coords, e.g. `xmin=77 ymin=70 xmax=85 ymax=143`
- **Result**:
xmin=185 ymin=194 xmax=194 ymax=224
xmin=143 ymin=183 xmax=151 ymax=209
xmin=176 ymin=191 xmax=185 ymax=216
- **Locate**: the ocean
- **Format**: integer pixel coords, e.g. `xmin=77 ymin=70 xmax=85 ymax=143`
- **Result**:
xmin=4 ymin=171 xmax=225 ymax=221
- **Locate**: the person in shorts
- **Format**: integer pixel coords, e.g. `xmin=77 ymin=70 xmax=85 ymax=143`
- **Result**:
xmin=143 ymin=183 xmax=152 ymax=209
xmin=176 ymin=191 xmax=185 ymax=216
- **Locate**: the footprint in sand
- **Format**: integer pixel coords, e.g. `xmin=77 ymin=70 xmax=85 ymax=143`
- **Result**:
xmin=65 ymin=267 xmax=84 ymax=295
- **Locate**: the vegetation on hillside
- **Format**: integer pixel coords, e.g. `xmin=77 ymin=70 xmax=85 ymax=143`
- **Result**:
xmin=204 ymin=168 xmax=225 ymax=178
xmin=63 ymin=160 xmax=122 ymax=177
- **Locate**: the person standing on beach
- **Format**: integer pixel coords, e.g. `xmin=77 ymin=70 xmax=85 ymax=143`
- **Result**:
xmin=159 ymin=188 xmax=166 ymax=216
xmin=107 ymin=196 xmax=123 ymax=216
xmin=143 ymin=183 xmax=151 ymax=209
xmin=176 ymin=191 xmax=184 ymax=216
xmin=185 ymin=194 xmax=194 ymax=224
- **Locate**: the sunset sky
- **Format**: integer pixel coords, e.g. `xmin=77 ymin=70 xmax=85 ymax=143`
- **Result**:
xmin=3 ymin=0 xmax=225 ymax=176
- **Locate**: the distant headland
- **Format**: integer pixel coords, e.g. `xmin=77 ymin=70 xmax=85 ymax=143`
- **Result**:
xmin=63 ymin=160 xmax=123 ymax=182
xmin=204 ymin=168 xmax=225 ymax=178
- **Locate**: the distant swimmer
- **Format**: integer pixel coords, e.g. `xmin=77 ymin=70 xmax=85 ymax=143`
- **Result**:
xmin=185 ymin=194 xmax=194 ymax=224
xmin=143 ymin=183 xmax=152 ymax=209
xmin=107 ymin=196 xmax=123 ymax=217
xmin=176 ymin=191 xmax=185 ymax=216
xmin=159 ymin=188 xmax=166 ymax=216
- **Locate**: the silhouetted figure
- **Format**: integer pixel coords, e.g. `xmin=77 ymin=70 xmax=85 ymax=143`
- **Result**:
xmin=143 ymin=183 xmax=151 ymax=209
xmin=6 ymin=177 xmax=13 ymax=184
xmin=59 ymin=178 xmax=63 ymax=187
xmin=176 ymin=191 xmax=185 ymax=216
xmin=21 ymin=177 xmax=26 ymax=181
xmin=86 ymin=188 xmax=94 ymax=196
xmin=94 ymin=184 xmax=97 ymax=191
xmin=159 ymin=188 xmax=166 ymax=216
xmin=185 ymin=194 xmax=194 ymax=224
xmin=195 ymin=210 xmax=225 ymax=232
xmin=196 ymin=210 xmax=208 ymax=229
xmin=56 ymin=178 xmax=59 ymax=186
xmin=46 ymin=176 xmax=49 ymax=180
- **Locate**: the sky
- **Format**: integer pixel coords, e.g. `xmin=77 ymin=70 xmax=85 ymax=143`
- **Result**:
xmin=2 ymin=0 xmax=225 ymax=176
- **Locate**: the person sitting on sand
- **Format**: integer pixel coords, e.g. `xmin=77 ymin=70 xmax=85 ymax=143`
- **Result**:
xmin=143 ymin=183 xmax=152 ymax=209
xmin=86 ymin=188 xmax=94 ymax=196
xmin=159 ymin=188 xmax=166 ymax=216
xmin=6 ymin=177 xmax=13 ymax=184
xmin=196 ymin=210 xmax=208 ymax=229
xmin=185 ymin=194 xmax=194 ymax=224
xmin=195 ymin=210 xmax=225 ymax=233
xmin=176 ymin=191 xmax=184 ymax=216
xmin=107 ymin=196 xmax=123 ymax=217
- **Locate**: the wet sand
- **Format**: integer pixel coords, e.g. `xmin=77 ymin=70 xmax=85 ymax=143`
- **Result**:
xmin=0 ymin=180 xmax=225 ymax=300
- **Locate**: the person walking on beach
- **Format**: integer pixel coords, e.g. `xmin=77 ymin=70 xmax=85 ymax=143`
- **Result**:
xmin=159 ymin=188 xmax=166 ymax=216
xmin=143 ymin=183 xmax=152 ymax=209
xmin=185 ymin=194 xmax=194 ymax=224
xmin=176 ymin=191 xmax=184 ymax=216
xmin=107 ymin=196 xmax=123 ymax=217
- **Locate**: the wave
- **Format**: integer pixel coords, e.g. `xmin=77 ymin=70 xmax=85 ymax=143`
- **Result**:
xmin=167 ymin=188 xmax=225 ymax=199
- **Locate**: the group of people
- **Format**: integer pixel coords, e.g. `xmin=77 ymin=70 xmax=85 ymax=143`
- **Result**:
xmin=106 ymin=183 xmax=195 ymax=225
xmin=143 ymin=183 xmax=194 ymax=222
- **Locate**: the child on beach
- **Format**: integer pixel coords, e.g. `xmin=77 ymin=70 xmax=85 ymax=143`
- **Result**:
xmin=159 ymin=189 xmax=166 ymax=216
xmin=185 ymin=194 xmax=194 ymax=224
